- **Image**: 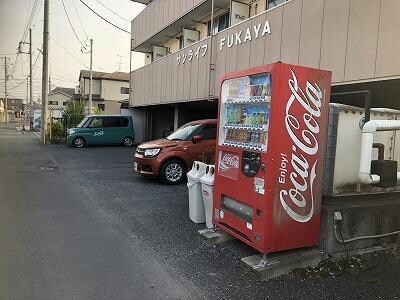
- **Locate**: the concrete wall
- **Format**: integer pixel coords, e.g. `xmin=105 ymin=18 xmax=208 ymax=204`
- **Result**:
xmin=131 ymin=0 xmax=207 ymax=49
xmin=130 ymin=0 xmax=400 ymax=108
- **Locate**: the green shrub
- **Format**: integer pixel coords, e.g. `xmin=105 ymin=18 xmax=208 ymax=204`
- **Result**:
xmin=63 ymin=100 xmax=86 ymax=129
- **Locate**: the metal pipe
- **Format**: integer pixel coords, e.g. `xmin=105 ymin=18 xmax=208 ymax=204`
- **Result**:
xmin=372 ymin=143 xmax=385 ymax=161
xmin=207 ymin=0 xmax=215 ymax=102
xmin=331 ymin=90 xmax=372 ymax=127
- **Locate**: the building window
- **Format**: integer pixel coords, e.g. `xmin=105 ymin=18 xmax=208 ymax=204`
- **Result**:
xmin=121 ymin=87 xmax=130 ymax=94
xmin=267 ymin=0 xmax=287 ymax=9
xmin=98 ymin=103 xmax=105 ymax=111
xmin=49 ymin=101 xmax=58 ymax=105
xmin=208 ymin=12 xmax=230 ymax=36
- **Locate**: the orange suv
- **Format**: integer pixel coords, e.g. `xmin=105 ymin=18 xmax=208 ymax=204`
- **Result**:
xmin=134 ymin=119 xmax=217 ymax=184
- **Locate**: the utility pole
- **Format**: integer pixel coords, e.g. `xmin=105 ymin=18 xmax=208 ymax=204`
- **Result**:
xmin=1 ymin=56 xmax=9 ymax=123
xmin=29 ymin=28 xmax=33 ymax=129
xmin=41 ymin=0 xmax=49 ymax=144
xmin=26 ymin=77 xmax=29 ymax=117
xmin=89 ymin=38 xmax=93 ymax=114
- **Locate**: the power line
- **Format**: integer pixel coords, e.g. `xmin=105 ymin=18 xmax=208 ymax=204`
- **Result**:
xmin=61 ymin=0 xmax=87 ymax=49
xmin=80 ymin=0 xmax=131 ymax=34
xmin=49 ymin=35 xmax=89 ymax=68
xmin=92 ymin=0 xmax=130 ymax=23
xmin=72 ymin=0 xmax=89 ymax=40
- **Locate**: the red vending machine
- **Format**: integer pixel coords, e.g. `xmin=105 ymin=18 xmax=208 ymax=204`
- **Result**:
xmin=213 ymin=62 xmax=332 ymax=254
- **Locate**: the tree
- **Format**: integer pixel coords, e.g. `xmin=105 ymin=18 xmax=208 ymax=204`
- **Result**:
xmin=63 ymin=100 xmax=86 ymax=129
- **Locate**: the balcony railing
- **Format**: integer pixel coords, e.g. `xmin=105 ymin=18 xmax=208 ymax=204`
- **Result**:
xmin=131 ymin=0 xmax=208 ymax=51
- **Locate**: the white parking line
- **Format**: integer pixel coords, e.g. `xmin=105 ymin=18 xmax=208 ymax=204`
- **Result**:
xmin=33 ymin=132 xmax=40 ymax=138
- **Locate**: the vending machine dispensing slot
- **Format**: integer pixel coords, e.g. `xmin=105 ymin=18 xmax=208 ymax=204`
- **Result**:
xmin=214 ymin=62 xmax=332 ymax=254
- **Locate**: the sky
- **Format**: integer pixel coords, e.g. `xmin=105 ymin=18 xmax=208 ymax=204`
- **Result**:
xmin=0 ymin=0 xmax=145 ymax=103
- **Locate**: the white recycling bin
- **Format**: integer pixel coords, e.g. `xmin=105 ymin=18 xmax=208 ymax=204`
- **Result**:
xmin=187 ymin=161 xmax=207 ymax=223
xmin=200 ymin=165 xmax=215 ymax=229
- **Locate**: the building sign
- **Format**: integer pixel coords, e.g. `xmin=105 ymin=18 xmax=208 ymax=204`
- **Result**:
xmin=220 ymin=19 xmax=271 ymax=51
xmin=177 ymin=19 xmax=271 ymax=67
xmin=176 ymin=44 xmax=208 ymax=66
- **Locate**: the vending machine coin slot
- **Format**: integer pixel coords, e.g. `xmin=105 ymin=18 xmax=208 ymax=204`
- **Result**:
xmin=242 ymin=151 xmax=261 ymax=177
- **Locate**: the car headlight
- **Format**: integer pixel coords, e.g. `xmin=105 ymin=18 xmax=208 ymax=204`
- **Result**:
xmin=69 ymin=129 xmax=76 ymax=134
xmin=144 ymin=148 xmax=161 ymax=157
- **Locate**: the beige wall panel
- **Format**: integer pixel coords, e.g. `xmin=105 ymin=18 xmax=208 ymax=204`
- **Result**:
xmin=160 ymin=58 xmax=167 ymax=102
xmin=249 ymin=14 xmax=266 ymax=68
xmin=214 ymin=31 xmax=227 ymax=97
xmin=145 ymin=64 xmax=151 ymax=104
xmin=165 ymin=55 xmax=173 ymax=103
xmin=189 ymin=47 xmax=199 ymax=100
xmin=135 ymin=70 xmax=141 ymax=106
xmin=163 ymin=0 xmax=168 ymax=28
xmin=180 ymin=0 xmax=187 ymax=17
xmin=236 ymin=22 xmax=251 ymax=71
xmin=147 ymin=65 xmax=152 ymax=104
xmin=186 ymin=0 xmax=194 ymax=12
xmin=320 ymin=0 xmax=350 ymax=82
xmin=150 ymin=4 xmax=156 ymax=39
xmin=199 ymin=39 xmax=211 ymax=99
xmin=375 ymin=0 xmax=400 ymax=78
xmin=263 ymin=6 xmax=283 ymax=64
xmin=171 ymin=53 xmax=179 ymax=102
xmin=345 ymin=0 xmax=380 ymax=81
xmin=280 ymin=0 xmax=302 ymax=65
xmin=176 ymin=55 xmax=185 ymax=101
xmin=298 ymin=0 xmax=324 ymax=68
xmin=225 ymin=27 xmax=239 ymax=73
xmin=197 ymin=40 xmax=209 ymax=99
xmin=183 ymin=47 xmax=192 ymax=100
xmin=156 ymin=61 xmax=162 ymax=103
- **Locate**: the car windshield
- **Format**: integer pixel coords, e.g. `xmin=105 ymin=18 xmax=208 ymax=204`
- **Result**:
xmin=77 ymin=117 xmax=89 ymax=128
xmin=166 ymin=123 xmax=202 ymax=141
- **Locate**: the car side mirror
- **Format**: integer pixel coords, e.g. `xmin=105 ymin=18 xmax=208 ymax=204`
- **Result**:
xmin=192 ymin=135 xmax=203 ymax=144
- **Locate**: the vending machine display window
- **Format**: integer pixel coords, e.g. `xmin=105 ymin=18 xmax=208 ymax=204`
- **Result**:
xmin=219 ymin=73 xmax=271 ymax=152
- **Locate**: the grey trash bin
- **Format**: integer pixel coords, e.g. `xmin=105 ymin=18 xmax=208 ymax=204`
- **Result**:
xmin=187 ymin=161 xmax=207 ymax=223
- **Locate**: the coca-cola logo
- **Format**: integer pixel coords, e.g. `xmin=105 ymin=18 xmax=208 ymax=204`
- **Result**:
xmin=279 ymin=69 xmax=324 ymax=223
xmin=219 ymin=153 xmax=239 ymax=170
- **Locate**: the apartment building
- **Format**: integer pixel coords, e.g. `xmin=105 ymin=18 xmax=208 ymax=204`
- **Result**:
xmin=129 ymin=0 xmax=400 ymax=142
xmin=76 ymin=70 xmax=130 ymax=115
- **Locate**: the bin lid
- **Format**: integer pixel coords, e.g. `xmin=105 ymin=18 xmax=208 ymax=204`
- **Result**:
xmin=187 ymin=161 xmax=208 ymax=180
xmin=199 ymin=165 xmax=215 ymax=185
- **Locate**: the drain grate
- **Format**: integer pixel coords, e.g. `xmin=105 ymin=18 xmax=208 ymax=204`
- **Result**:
xmin=40 ymin=166 xmax=59 ymax=171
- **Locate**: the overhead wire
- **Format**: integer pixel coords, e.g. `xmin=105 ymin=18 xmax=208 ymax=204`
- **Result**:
xmin=92 ymin=0 xmax=130 ymax=23
xmin=80 ymin=0 xmax=131 ymax=34
xmin=49 ymin=36 xmax=89 ymax=68
xmin=72 ymin=0 xmax=89 ymax=41
xmin=61 ymin=0 xmax=88 ymax=49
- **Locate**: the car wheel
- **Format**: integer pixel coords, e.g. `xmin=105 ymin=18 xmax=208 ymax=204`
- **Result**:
xmin=122 ymin=136 xmax=134 ymax=147
xmin=160 ymin=159 xmax=186 ymax=184
xmin=73 ymin=137 xmax=85 ymax=148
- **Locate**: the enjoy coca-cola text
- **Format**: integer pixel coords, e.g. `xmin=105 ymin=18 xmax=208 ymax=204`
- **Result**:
xmin=279 ymin=69 xmax=324 ymax=223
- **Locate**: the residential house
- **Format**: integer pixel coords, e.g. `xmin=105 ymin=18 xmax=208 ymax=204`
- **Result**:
xmin=48 ymin=87 xmax=75 ymax=118
xmin=0 ymin=97 xmax=23 ymax=122
xmin=76 ymin=70 xmax=130 ymax=114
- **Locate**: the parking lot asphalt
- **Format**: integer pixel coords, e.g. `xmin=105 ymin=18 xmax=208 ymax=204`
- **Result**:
xmin=42 ymin=139 xmax=400 ymax=299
